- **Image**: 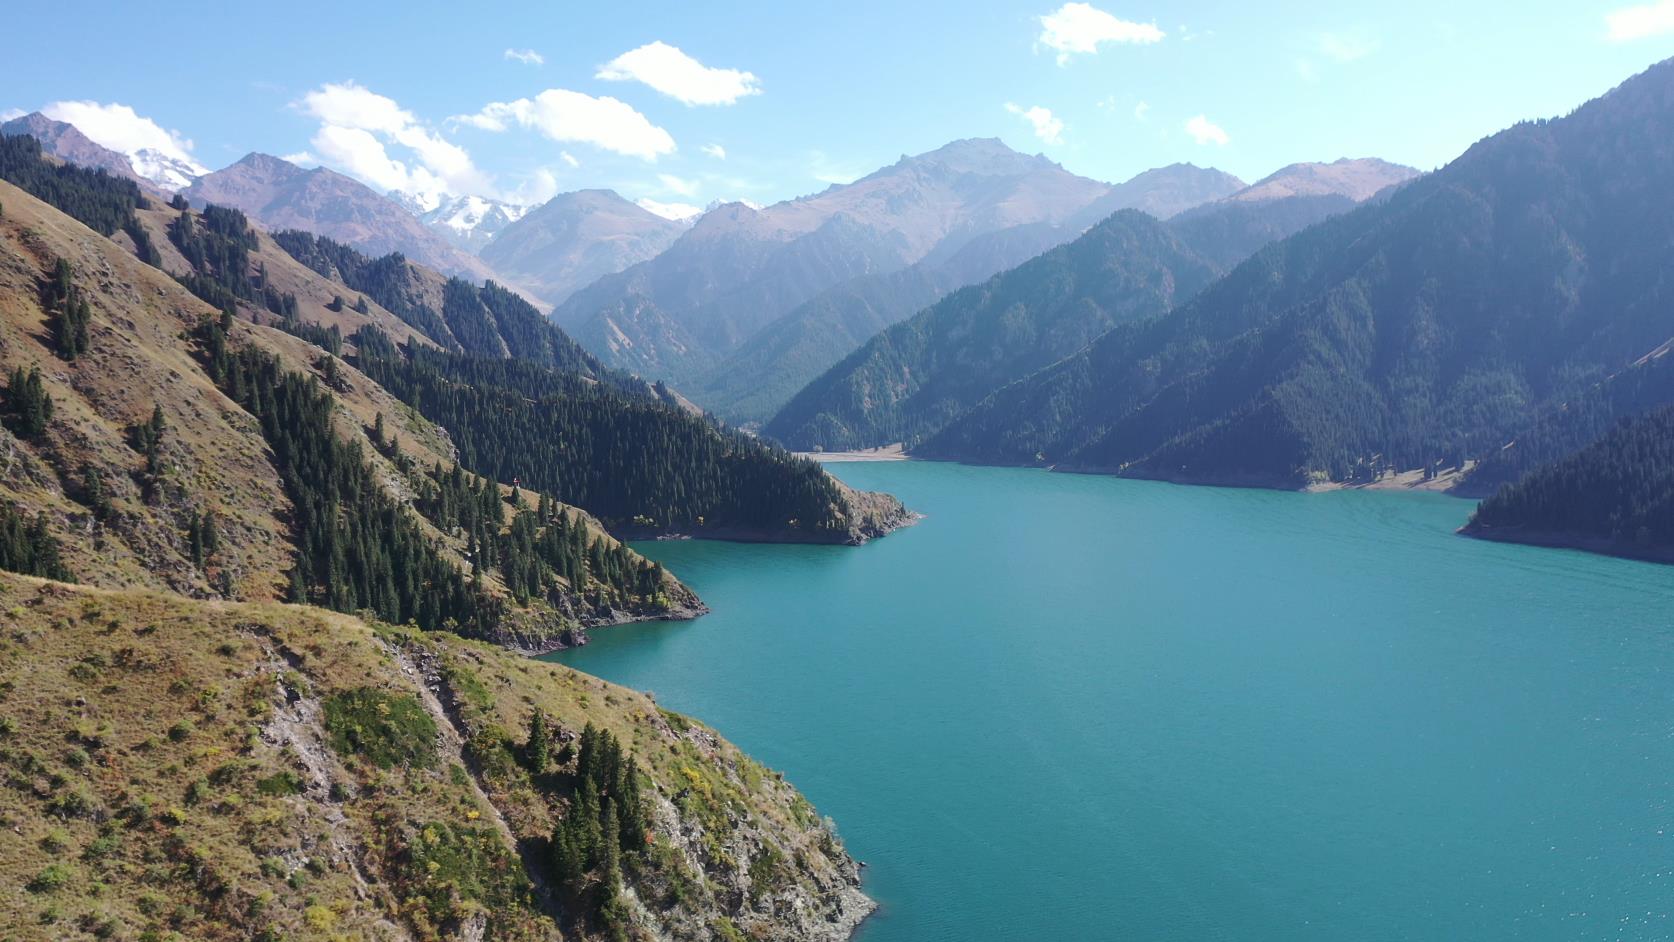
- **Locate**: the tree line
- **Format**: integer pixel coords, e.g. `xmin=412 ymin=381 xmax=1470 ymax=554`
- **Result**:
xmin=354 ymin=336 xmax=852 ymax=536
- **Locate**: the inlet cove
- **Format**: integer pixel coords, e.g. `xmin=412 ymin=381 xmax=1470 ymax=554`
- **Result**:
xmin=556 ymin=461 xmax=1674 ymax=942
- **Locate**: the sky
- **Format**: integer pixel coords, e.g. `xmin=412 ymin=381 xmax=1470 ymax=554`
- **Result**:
xmin=5 ymin=1 xmax=1674 ymax=218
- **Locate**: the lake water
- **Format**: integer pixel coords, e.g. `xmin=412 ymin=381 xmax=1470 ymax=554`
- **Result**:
xmin=552 ymin=461 xmax=1674 ymax=941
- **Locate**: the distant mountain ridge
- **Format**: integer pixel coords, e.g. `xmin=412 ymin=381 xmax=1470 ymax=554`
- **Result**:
xmin=913 ymin=59 xmax=1674 ymax=490
xmin=480 ymin=189 xmax=686 ymax=307
xmin=553 ymin=138 xmax=1125 ymax=381
xmin=182 ymin=152 xmax=495 ymax=282
xmin=764 ymin=156 xmax=1416 ymax=449
xmin=418 ymin=193 xmax=530 ymax=251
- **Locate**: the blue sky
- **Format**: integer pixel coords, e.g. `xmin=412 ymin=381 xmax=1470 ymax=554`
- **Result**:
xmin=7 ymin=1 xmax=1674 ymax=215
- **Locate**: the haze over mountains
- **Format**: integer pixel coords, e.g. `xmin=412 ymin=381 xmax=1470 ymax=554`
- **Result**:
xmin=548 ymin=138 xmax=1122 ymax=380
xmin=909 ymin=59 xmax=1674 ymax=501
xmin=480 ymin=189 xmax=686 ymax=307
xmin=765 ymin=156 xmax=1419 ymax=449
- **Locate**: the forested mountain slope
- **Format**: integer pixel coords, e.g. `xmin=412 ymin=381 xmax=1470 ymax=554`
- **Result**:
xmin=764 ymin=210 xmax=1222 ymax=451
xmin=764 ymin=160 xmax=1416 ymax=451
xmin=921 ymin=59 xmax=1674 ymax=488
xmin=0 ymin=172 xmax=700 ymax=651
xmin=1462 ymin=405 xmax=1674 ymax=563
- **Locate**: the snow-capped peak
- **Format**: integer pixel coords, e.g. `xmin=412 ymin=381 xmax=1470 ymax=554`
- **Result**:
xmin=423 ymin=194 xmax=529 ymax=234
xmin=409 ymin=192 xmax=531 ymax=250
xmin=637 ymin=198 xmax=704 ymax=222
xmin=126 ymin=147 xmax=208 ymax=191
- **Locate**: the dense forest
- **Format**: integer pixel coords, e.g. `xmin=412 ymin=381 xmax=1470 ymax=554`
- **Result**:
xmin=194 ymin=316 xmax=669 ymax=637
xmin=0 ymin=133 xmax=159 ymax=264
xmin=355 ymin=335 xmax=856 ymax=537
xmin=1464 ymin=406 xmax=1674 ymax=560
xmin=196 ymin=314 xmax=489 ymax=633
xmin=1460 ymin=350 xmax=1674 ymax=495
xmin=916 ymin=60 xmax=1674 ymax=487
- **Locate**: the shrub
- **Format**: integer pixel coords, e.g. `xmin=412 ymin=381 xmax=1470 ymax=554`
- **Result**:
xmin=322 ymin=687 xmax=437 ymax=769
xmin=27 ymin=862 xmax=75 ymax=893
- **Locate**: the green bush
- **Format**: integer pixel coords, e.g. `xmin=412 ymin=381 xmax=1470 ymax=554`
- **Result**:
xmin=322 ymin=687 xmax=437 ymax=769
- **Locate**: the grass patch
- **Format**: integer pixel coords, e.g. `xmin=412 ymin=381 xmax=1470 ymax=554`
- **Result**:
xmin=322 ymin=687 xmax=437 ymax=769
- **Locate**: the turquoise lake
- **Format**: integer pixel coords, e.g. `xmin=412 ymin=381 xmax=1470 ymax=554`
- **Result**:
xmin=552 ymin=461 xmax=1674 ymax=941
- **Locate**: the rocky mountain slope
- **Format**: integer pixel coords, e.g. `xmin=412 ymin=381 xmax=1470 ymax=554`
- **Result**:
xmin=183 ymin=153 xmax=495 ymax=282
xmin=0 ymin=113 xmax=147 ymax=186
xmin=480 ymin=190 xmax=686 ymax=308
xmin=0 ymin=573 xmax=872 ymax=941
xmin=554 ymin=139 xmax=1120 ymax=381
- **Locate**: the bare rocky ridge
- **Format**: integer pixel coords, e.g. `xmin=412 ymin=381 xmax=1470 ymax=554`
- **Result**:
xmin=1 ymin=112 xmax=147 ymax=185
xmin=183 ymin=153 xmax=495 ymax=283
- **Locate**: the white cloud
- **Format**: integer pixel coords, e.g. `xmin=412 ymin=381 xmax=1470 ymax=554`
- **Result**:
xmin=1005 ymin=102 xmax=1065 ymax=145
xmin=597 ymin=41 xmax=762 ymax=106
xmin=1133 ymin=100 xmax=1151 ymax=121
xmin=1607 ymin=0 xmax=1674 ymax=40
xmin=1184 ymin=114 xmax=1229 ymax=146
xmin=453 ymin=89 xmax=675 ymax=160
xmin=657 ymin=173 xmax=699 ymax=197
xmin=1038 ymin=3 xmax=1164 ymax=65
xmin=0 ymin=107 xmax=24 ymax=122
xmin=504 ymin=48 xmax=544 ymax=66
xmin=297 ymin=82 xmax=490 ymax=204
xmin=701 ymin=143 xmax=727 ymax=160
xmin=280 ymin=150 xmax=319 ymax=166
xmin=809 ymin=150 xmax=865 ymax=186
xmin=560 ymin=151 xmax=580 ymax=168
xmin=636 ymin=197 xmax=703 ymax=220
xmin=509 ymin=168 xmax=560 ymax=205
xmin=1316 ymin=30 xmax=1377 ymax=62
xmin=38 ymin=100 xmax=207 ymax=173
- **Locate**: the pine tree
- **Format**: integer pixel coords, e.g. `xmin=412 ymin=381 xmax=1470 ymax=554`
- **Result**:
xmin=4 ymin=366 xmax=53 ymax=439
xmin=526 ymin=709 xmax=549 ymax=774
xmin=81 ymin=464 xmax=111 ymax=520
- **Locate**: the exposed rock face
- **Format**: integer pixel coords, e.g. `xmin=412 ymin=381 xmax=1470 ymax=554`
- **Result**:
xmin=183 ymin=153 xmax=495 ymax=282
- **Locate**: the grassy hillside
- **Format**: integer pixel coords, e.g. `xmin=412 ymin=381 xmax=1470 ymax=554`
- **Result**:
xmin=0 ymin=178 xmax=700 ymax=650
xmin=0 ymin=574 xmax=871 ymax=941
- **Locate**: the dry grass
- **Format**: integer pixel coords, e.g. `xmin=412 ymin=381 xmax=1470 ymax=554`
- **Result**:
xmin=0 ymin=574 xmax=864 ymax=941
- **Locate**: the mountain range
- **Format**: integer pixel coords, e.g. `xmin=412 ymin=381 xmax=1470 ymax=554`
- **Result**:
xmin=899 ymin=59 xmax=1674 ymax=504
xmin=765 ymin=157 xmax=1418 ymax=450
xmin=181 ymin=152 xmax=495 ymax=282
xmin=549 ymin=139 xmax=1130 ymax=379
xmin=478 ymin=188 xmax=686 ymax=307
